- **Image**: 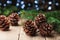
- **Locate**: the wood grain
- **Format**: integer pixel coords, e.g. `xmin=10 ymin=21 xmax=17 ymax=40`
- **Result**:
xmin=46 ymin=33 xmax=60 ymax=40
xmin=46 ymin=37 xmax=56 ymax=40
xmin=0 ymin=26 xmax=60 ymax=40
xmin=0 ymin=26 xmax=20 ymax=40
xmin=20 ymin=27 xmax=45 ymax=40
xmin=55 ymin=34 xmax=60 ymax=40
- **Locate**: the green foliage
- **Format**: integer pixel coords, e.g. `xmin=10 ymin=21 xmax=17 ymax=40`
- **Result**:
xmin=44 ymin=11 xmax=60 ymax=20
xmin=44 ymin=11 xmax=60 ymax=33
xmin=20 ymin=10 xmax=60 ymax=21
xmin=3 ymin=8 xmax=12 ymax=16
xmin=47 ymin=17 xmax=60 ymax=24
xmin=47 ymin=17 xmax=60 ymax=33
xmin=0 ymin=7 xmax=2 ymax=14
xmin=53 ymin=23 xmax=60 ymax=33
xmin=9 ymin=6 xmax=18 ymax=12
xmin=20 ymin=10 xmax=39 ymax=20
xmin=20 ymin=10 xmax=60 ymax=33
xmin=0 ymin=6 xmax=18 ymax=16
xmin=0 ymin=10 xmax=1 ymax=13
xmin=0 ymin=7 xmax=60 ymax=33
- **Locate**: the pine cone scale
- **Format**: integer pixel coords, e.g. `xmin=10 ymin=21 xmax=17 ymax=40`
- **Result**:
xmin=0 ymin=15 xmax=10 ymax=31
xmin=24 ymin=20 xmax=37 ymax=36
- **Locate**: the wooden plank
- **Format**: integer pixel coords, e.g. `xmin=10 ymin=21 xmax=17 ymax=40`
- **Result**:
xmin=55 ymin=34 xmax=60 ymax=40
xmin=20 ymin=27 xmax=33 ymax=40
xmin=20 ymin=27 xmax=45 ymax=40
xmin=0 ymin=26 xmax=20 ymax=40
xmin=46 ymin=33 xmax=57 ymax=40
xmin=18 ymin=19 xmax=26 ymax=26
xmin=46 ymin=37 xmax=56 ymax=40
xmin=32 ymin=36 xmax=45 ymax=40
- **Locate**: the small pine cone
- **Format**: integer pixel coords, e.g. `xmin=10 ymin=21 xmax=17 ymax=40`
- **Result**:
xmin=35 ymin=13 xmax=46 ymax=28
xmin=39 ymin=22 xmax=53 ymax=37
xmin=0 ymin=15 xmax=10 ymax=31
xmin=23 ymin=20 xmax=37 ymax=36
xmin=8 ymin=12 xmax=20 ymax=26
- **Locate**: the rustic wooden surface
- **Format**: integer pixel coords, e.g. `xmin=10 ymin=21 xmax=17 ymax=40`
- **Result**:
xmin=19 ymin=27 xmax=60 ymax=40
xmin=20 ymin=27 xmax=45 ymax=40
xmin=0 ymin=26 xmax=20 ymax=40
xmin=0 ymin=26 xmax=60 ymax=40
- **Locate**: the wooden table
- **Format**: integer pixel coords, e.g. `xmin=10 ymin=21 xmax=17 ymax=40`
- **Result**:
xmin=20 ymin=27 xmax=60 ymax=40
xmin=0 ymin=26 xmax=60 ymax=40
xmin=0 ymin=26 xmax=20 ymax=40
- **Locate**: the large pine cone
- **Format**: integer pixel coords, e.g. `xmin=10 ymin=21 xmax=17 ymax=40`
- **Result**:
xmin=8 ymin=12 xmax=20 ymax=26
xmin=35 ymin=13 xmax=46 ymax=28
xmin=0 ymin=15 xmax=10 ymax=31
xmin=39 ymin=22 xmax=53 ymax=37
xmin=23 ymin=20 xmax=37 ymax=36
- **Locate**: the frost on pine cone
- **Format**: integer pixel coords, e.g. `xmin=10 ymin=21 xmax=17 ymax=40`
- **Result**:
xmin=23 ymin=20 xmax=37 ymax=36
xmin=35 ymin=13 xmax=46 ymax=28
xmin=0 ymin=15 xmax=10 ymax=31
xmin=8 ymin=12 xmax=20 ymax=26
xmin=39 ymin=22 xmax=53 ymax=36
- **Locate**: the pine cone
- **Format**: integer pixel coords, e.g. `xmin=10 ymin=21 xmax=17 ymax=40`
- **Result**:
xmin=8 ymin=12 xmax=20 ymax=26
xmin=0 ymin=15 xmax=10 ymax=31
xmin=23 ymin=20 xmax=37 ymax=36
xmin=35 ymin=13 xmax=46 ymax=28
xmin=39 ymin=22 xmax=53 ymax=37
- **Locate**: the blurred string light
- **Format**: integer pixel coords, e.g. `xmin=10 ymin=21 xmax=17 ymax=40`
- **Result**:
xmin=36 ymin=7 xmax=39 ymax=10
xmin=28 ymin=3 xmax=31 ymax=7
xmin=0 ymin=3 xmax=2 ymax=6
xmin=55 ymin=2 xmax=59 ymax=6
xmin=34 ymin=1 xmax=38 ymax=4
xmin=21 ymin=1 xmax=24 ymax=4
xmin=16 ymin=0 xmax=21 ymax=7
xmin=27 ymin=3 xmax=32 ymax=9
xmin=48 ymin=1 xmax=52 ymax=11
xmin=3 ymin=4 xmax=6 ymax=7
xmin=7 ymin=0 xmax=12 ymax=4
xmin=34 ymin=0 xmax=39 ymax=10
xmin=21 ymin=1 xmax=25 ymax=9
xmin=0 ymin=0 xmax=59 ymax=10
xmin=48 ymin=1 xmax=52 ymax=5
xmin=0 ymin=1 xmax=2 ymax=6
xmin=35 ymin=5 xmax=39 ymax=10
xmin=16 ymin=3 xmax=20 ymax=6
xmin=21 ymin=4 xmax=25 ymax=9
xmin=35 ymin=5 xmax=38 ymax=8
xmin=16 ymin=0 xmax=21 ymax=14
xmin=48 ymin=6 xmax=52 ymax=10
